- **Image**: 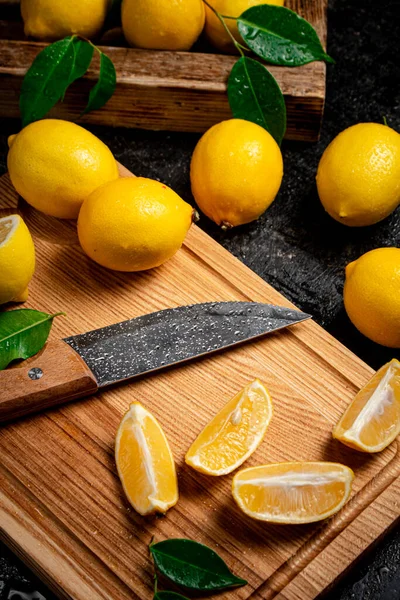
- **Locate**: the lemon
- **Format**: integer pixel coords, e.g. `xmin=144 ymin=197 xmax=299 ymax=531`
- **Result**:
xmin=78 ymin=177 xmax=195 ymax=271
xmin=7 ymin=119 xmax=119 ymax=220
xmin=205 ymin=0 xmax=284 ymax=53
xmin=344 ymin=248 xmax=400 ymax=348
xmin=0 ymin=215 xmax=35 ymax=305
xmin=185 ymin=380 xmax=273 ymax=476
xmin=232 ymin=462 xmax=354 ymax=524
xmin=333 ymin=359 xmax=400 ymax=453
xmin=115 ymin=402 xmax=178 ymax=515
xmin=21 ymin=0 xmax=110 ymax=41
xmin=190 ymin=119 xmax=283 ymax=228
xmin=122 ymin=0 xmax=205 ymax=51
xmin=316 ymin=123 xmax=400 ymax=227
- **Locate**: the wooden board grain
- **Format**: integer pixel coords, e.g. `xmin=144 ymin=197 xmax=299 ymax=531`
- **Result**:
xmin=0 ymin=0 xmax=327 ymax=141
xmin=1 ymin=168 xmax=399 ymax=600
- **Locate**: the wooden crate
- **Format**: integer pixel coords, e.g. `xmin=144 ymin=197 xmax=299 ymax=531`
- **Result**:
xmin=0 ymin=0 xmax=327 ymax=141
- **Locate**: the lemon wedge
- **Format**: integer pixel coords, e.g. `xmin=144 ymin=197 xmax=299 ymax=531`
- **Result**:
xmin=115 ymin=402 xmax=178 ymax=516
xmin=185 ymin=379 xmax=273 ymax=476
xmin=0 ymin=214 xmax=35 ymax=305
xmin=333 ymin=359 xmax=400 ymax=452
xmin=232 ymin=462 xmax=354 ymax=524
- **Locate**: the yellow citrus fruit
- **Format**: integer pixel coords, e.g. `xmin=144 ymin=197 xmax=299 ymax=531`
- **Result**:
xmin=7 ymin=119 xmax=119 ymax=220
xmin=185 ymin=380 xmax=272 ymax=476
xmin=0 ymin=215 xmax=35 ymax=305
xmin=205 ymin=0 xmax=284 ymax=53
xmin=333 ymin=359 xmax=400 ymax=453
xmin=78 ymin=177 xmax=194 ymax=271
xmin=316 ymin=123 xmax=400 ymax=226
xmin=344 ymin=247 xmax=400 ymax=348
xmin=122 ymin=0 xmax=205 ymax=51
xmin=190 ymin=119 xmax=283 ymax=228
xmin=115 ymin=402 xmax=178 ymax=516
xmin=232 ymin=462 xmax=354 ymax=524
xmin=21 ymin=0 xmax=110 ymax=41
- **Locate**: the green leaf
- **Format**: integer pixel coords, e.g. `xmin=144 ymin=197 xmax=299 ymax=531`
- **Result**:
xmin=154 ymin=593 xmax=190 ymax=600
xmin=237 ymin=5 xmax=334 ymax=67
xmin=67 ymin=39 xmax=95 ymax=87
xmin=20 ymin=36 xmax=76 ymax=127
xmin=0 ymin=309 xmax=64 ymax=370
xmin=83 ymin=51 xmax=116 ymax=114
xmin=150 ymin=539 xmax=247 ymax=592
xmin=228 ymin=56 xmax=286 ymax=145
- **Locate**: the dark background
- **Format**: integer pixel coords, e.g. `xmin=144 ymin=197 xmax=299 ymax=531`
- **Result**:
xmin=1 ymin=0 xmax=400 ymax=598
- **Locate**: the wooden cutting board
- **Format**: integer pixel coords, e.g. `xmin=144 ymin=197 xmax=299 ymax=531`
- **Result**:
xmin=1 ymin=169 xmax=400 ymax=600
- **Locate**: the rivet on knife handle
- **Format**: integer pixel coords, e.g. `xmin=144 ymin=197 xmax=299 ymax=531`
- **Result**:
xmin=0 ymin=339 xmax=98 ymax=423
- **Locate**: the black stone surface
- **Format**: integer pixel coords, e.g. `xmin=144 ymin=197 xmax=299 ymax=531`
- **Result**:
xmin=0 ymin=0 xmax=400 ymax=598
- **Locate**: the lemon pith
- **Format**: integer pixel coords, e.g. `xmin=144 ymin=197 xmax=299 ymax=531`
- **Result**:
xmin=232 ymin=462 xmax=354 ymax=523
xmin=115 ymin=402 xmax=178 ymax=516
xmin=333 ymin=359 xmax=400 ymax=452
xmin=0 ymin=215 xmax=35 ymax=305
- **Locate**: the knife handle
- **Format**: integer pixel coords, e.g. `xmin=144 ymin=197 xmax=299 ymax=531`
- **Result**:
xmin=0 ymin=340 xmax=98 ymax=422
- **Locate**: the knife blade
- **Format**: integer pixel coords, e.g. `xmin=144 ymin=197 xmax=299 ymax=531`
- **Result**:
xmin=0 ymin=302 xmax=311 ymax=422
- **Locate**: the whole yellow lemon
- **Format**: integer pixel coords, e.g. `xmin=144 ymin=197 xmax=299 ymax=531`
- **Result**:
xmin=122 ymin=0 xmax=205 ymax=51
xmin=7 ymin=119 xmax=119 ymax=220
xmin=21 ymin=0 xmax=110 ymax=41
xmin=78 ymin=177 xmax=195 ymax=271
xmin=316 ymin=123 xmax=400 ymax=227
xmin=190 ymin=119 xmax=283 ymax=228
xmin=0 ymin=215 xmax=35 ymax=305
xmin=205 ymin=0 xmax=284 ymax=53
xmin=344 ymin=248 xmax=400 ymax=348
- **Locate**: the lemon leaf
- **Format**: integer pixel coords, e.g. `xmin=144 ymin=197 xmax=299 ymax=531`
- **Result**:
xmin=67 ymin=39 xmax=95 ymax=88
xmin=237 ymin=5 xmax=334 ymax=67
xmin=0 ymin=309 xmax=64 ymax=370
xmin=82 ymin=51 xmax=116 ymax=114
xmin=150 ymin=539 xmax=247 ymax=591
xmin=20 ymin=36 xmax=76 ymax=127
xmin=228 ymin=56 xmax=286 ymax=145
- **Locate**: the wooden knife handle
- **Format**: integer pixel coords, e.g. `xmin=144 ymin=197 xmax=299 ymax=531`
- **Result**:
xmin=0 ymin=340 xmax=98 ymax=422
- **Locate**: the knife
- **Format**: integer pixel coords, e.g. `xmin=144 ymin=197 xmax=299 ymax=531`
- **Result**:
xmin=0 ymin=302 xmax=311 ymax=422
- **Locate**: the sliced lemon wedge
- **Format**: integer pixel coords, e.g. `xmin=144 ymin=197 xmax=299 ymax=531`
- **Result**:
xmin=333 ymin=359 xmax=400 ymax=453
xmin=115 ymin=402 xmax=178 ymax=516
xmin=232 ymin=462 xmax=354 ymax=524
xmin=185 ymin=379 xmax=273 ymax=476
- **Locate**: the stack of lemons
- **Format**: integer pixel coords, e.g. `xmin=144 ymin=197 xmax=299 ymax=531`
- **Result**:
xmin=21 ymin=0 xmax=284 ymax=54
xmin=1 ymin=119 xmax=195 ymax=306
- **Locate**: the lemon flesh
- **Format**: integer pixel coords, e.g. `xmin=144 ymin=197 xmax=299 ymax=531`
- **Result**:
xmin=0 ymin=215 xmax=35 ymax=305
xmin=7 ymin=119 xmax=119 ymax=220
xmin=122 ymin=0 xmax=205 ymax=51
xmin=21 ymin=0 xmax=110 ymax=41
xmin=316 ymin=123 xmax=400 ymax=227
